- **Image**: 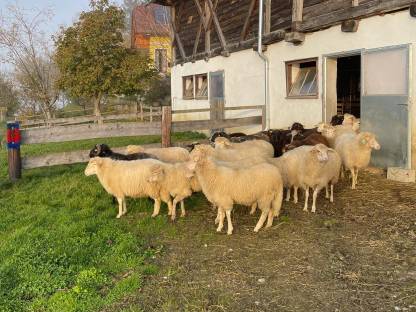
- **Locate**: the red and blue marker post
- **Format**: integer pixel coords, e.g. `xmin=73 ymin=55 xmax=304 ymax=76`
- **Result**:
xmin=6 ymin=122 xmax=22 ymax=181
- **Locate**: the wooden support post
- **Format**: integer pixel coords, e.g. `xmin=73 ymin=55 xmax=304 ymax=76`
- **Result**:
xmin=291 ymin=0 xmax=304 ymax=31
xmin=265 ymin=0 xmax=271 ymax=35
xmin=8 ymin=148 xmax=22 ymax=182
xmin=206 ymin=0 xmax=228 ymax=53
xmin=140 ymin=103 xmax=144 ymax=121
xmin=161 ymin=106 xmax=172 ymax=148
xmin=240 ymin=0 xmax=257 ymax=41
xmin=150 ymin=106 xmax=153 ymax=123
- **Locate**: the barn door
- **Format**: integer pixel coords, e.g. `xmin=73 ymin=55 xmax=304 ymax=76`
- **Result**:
xmin=209 ymin=71 xmax=225 ymax=133
xmin=361 ymin=45 xmax=410 ymax=168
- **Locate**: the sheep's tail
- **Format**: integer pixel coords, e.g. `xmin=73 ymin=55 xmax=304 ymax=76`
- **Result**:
xmin=272 ymin=185 xmax=284 ymax=217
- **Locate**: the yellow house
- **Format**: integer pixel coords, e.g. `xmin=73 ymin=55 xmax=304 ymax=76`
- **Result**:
xmin=131 ymin=4 xmax=172 ymax=73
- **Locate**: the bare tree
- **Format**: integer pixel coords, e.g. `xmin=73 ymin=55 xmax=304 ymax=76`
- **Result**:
xmin=0 ymin=4 xmax=59 ymax=120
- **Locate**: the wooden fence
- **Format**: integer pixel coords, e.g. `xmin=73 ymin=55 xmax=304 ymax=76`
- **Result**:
xmin=6 ymin=105 xmax=265 ymax=181
xmin=18 ymin=104 xmax=162 ymax=129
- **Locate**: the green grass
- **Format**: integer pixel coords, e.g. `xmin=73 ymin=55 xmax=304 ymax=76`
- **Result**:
xmin=0 ymin=132 xmax=205 ymax=312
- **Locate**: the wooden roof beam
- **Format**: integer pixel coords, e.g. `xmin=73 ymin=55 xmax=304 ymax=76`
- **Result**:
xmin=240 ymin=0 xmax=257 ymax=42
xmin=206 ymin=0 xmax=229 ymax=55
xmin=285 ymin=0 xmax=305 ymax=44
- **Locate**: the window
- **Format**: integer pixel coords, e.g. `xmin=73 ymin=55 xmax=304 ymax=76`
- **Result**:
xmin=155 ymin=49 xmax=168 ymax=73
xmin=195 ymin=74 xmax=208 ymax=99
xmin=182 ymin=74 xmax=208 ymax=99
xmin=286 ymin=58 xmax=318 ymax=98
xmin=183 ymin=76 xmax=194 ymax=99
xmin=154 ymin=7 xmax=169 ymax=24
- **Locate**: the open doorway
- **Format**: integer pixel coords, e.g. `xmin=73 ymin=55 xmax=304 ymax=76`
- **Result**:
xmin=325 ymin=53 xmax=361 ymax=122
xmin=336 ymin=55 xmax=361 ymax=117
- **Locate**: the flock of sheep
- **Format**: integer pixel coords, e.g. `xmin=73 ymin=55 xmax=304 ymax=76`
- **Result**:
xmin=85 ymin=113 xmax=380 ymax=235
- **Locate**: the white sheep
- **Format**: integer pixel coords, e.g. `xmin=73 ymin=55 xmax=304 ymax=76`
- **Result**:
xmin=317 ymin=122 xmax=359 ymax=148
xmin=189 ymin=145 xmax=283 ymax=235
xmin=148 ymin=161 xmax=198 ymax=221
xmin=214 ymin=137 xmax=274 ymax=158
xmin=126 ymin=145 xmax=190 ymax=163
xmin=84 ymin=158 xmax=172 ymax=218
xmin=335 ymin=131 xmax=381 ymax=189
xmin=294 ymin=144 xmax=341 ymax=212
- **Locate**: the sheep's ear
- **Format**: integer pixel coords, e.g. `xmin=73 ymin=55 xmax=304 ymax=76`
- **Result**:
xmin=94 ymin=157 xmax=104 ymax=166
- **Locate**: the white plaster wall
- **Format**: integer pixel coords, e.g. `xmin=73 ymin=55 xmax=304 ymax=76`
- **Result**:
xmin=170 ymin=10 xmax=416 ymax=138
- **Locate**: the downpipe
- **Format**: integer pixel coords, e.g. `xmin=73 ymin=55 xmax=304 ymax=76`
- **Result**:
xmin=257 ymin=0 xmax=271 ymax=130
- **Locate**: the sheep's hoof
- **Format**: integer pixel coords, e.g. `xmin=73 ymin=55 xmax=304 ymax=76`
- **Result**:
xmin=311 ymin=209 xmax=316 ymax=213
xmin=227 ymin=230 xmax=233 ymax=235
xmin=265 ymin=223 xmax=273 ymax=229
xmin=216 ymin=226 xmax=222 ymax=233
xmin=116 ymin=214 xmax=122 ymax=218
xmin=303 ymin=208 xmax=308 ymax=212
xmin=214 ymin=218 xmax=220 ymax=225
xmin=151 ymin=213 xmax=158 ymax=218
xmin=170 ymin=216 xmax=176 ymax=222
xmin=180 ymin=212 xmax=186 ymax=218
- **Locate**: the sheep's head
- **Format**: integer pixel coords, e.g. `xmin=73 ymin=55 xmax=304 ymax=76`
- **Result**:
xmin=188 ymin=144 xmax=213 ymax=169
xmin=317 ymin=123 xmax=335 ymax=138
xmin=358 ymin=132 xmax=381 ymax=150
xmin=214 ymin=137 xmax=232 ymax=149
xmin=310 ymin=144 xmax=330 ymax=163
xmin=342 ymin=113 xmax=357 ymax=126
xmin=209 ymin=131 xmax=229 ymax=143
xmin=352 ymin=119 xmax=361 ymax=132
xmin=126 ymin=145 xmax=145 ymax=155
xmin=85 ymin=157 xmax=104 ymax=176
xmin=147 ymin=165 xmax=165 ymax=183
xmin=89 ymin=144 xmax=111 ymax=158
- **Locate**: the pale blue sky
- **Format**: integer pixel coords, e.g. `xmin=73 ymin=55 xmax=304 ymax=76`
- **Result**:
xmin=0 ymin=0 xmax=124 ymax=34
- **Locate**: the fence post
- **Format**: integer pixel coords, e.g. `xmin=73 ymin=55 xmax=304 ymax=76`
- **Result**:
xmin=161 ymin=106 xmax=172 ymax=148
xmin=150 ymin=106 xmax=153 ymax=123
xmin=6 ymin=122 xmax=22 ymax=182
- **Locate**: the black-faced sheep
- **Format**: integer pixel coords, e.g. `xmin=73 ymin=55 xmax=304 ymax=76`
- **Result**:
xmin=126 ymin=145 xmax=190 ymax=163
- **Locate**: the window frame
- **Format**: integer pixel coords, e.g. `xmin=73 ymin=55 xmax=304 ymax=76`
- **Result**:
xmin=195 ymin=73 xmax=208 ymax=100
xmin=182 ymin=75 xmax=195 ymax=100
xmin=285 ymin=57 xmax=319 ymax=99
xmin=182 ymin=73 xmax=208 ymax=100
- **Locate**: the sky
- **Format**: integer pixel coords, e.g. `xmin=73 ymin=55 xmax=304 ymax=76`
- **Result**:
xmin=0 ymin=0 xmax=124 ymax=35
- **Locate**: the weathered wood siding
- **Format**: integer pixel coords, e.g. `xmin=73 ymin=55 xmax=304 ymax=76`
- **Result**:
xmin=171 ymin=0 xmax=413 ymax=62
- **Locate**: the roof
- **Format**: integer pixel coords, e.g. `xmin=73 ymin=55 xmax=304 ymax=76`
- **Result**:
xmin=132 ymin=3 xmax=171 ymax=37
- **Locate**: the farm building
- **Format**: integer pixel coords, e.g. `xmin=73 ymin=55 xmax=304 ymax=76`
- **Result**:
xmin=154 ymin=0 xmax=416 ymax=172
xmin=131 ymin=3 xmax=172 ymax=73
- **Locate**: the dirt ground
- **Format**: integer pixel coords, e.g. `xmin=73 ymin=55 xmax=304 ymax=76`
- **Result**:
xmin=133 ymin=171 xmax=415 ymax=312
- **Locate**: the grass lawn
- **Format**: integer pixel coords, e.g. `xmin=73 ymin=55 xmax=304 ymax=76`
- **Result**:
xmin=0 ymin=132 xmax=205 ymax=312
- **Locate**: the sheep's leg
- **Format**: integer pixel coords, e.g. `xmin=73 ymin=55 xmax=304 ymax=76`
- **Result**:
xmin=180 ymin=200 xmax=186 ymax=217
xmin=254 ymin=208 xmax=269 ymax=233
xmin=355 ymin=169 xmax=359 ymax=186
xmin=266 ymin=208 xmax=274 ymax=228
xmin=330 ymin=184 xmax=334 ymax=203
xmin=249 ymin=202 xmax=257 ymax=215
xmin=116 ymin=197 xmax=124 ymax=218
xmin=350 ymin=168 xmax=356 ymax=189
xmin=311 ymin=188 xmax=320 ymax=213
xmin=122 ymin=199 xmax=127 ymax=215
xmin=325 ymin=185 xmax=329 ymax=199
xmin=285 ymin=187 xmax=291 ymax=202
xmin=215 ymin=208 xmax=221 ymax=225
xmin=216 ymin=208 xmax=225 ymax=233
xmin=225 ymin=208 xmax=234 ymax=235
xmin=171 ymin=198 xmax=178 ymax=221
xmin=340 ymin=165 xmax=345 ymax=179
xmin=293 ymin=186 xmax=299 ymax=204
xmin=151 ymin=198 xmax=161 ymax=217
xmin=303 ymin=188 xmax=309 ymax=212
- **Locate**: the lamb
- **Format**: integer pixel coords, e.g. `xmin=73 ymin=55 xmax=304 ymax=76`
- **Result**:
xmin=293 ymin=144 xmax=342 ymax=212
xmin=334 ymin=131 xmax=381 ymax=189
xmin=126 ymin=145 xmax=190 ymax=163
xmin=148 ymin=161 xmax=197 ymax=221
xmin=214 ymin=137 xmax=274 ymax=158
xmin=84 ymin=158 xmax=172 ymax=218
xmin=209 ymin=131 xmax=247 ymax=142
xmin=188 ymin=144 xmax=283 ymax=235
